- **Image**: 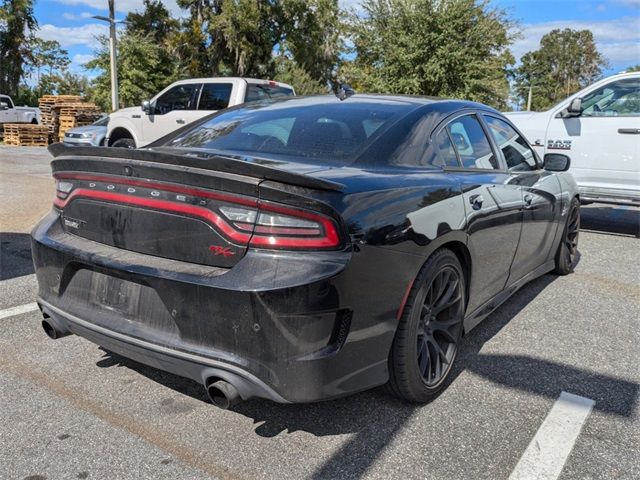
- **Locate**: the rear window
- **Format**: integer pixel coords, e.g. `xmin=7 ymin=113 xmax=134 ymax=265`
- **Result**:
xmin=166 ymin=99 xmax=413 ymax=165
xmin=198 ymin=83 xmax=233 ymax=110
xmin=245 ymin=83 xmax=295 ymax=102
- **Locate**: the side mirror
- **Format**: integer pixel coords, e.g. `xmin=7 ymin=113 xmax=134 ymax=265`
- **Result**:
xmin=0 ymin=102 xmax=8 ymax=110
xmin=450 ymin=132 xmax=470 ymax=151
xmin=561 ymin=97 xmax=582 ymax=118
xmin=141 ymin=100 xmax=152 ymax=115
xmin=544 ymin=153 xmax=571 ymax=172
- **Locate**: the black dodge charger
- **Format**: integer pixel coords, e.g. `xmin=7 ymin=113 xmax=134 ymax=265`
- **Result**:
xmin=31 ymin=95 xmax=580 ymax=408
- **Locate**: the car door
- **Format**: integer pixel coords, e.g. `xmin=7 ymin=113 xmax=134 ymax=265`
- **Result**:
xmin=144 ymin=83 xmax=202 ymax=144
xmin=0 ymin=96 xmax=16 ymax=123
xmin=437 ymin=113 xmax=525 ymax=315
xmin=545 ymin=77 xmax=640 ymax=201
xmin=482 ymin=114 xmax=560 ymax=283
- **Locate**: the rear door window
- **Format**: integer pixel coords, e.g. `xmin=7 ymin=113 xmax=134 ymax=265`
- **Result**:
xmin=447 ymin=115 xmax=499 ymax=169
xmin=432 ymin=129 xmax=460 ymax=168
xmin=198 ymin=83 xmax=233 ymax=110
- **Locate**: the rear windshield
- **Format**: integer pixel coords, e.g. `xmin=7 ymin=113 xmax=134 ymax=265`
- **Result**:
xmin=166 ymin=99 xmax=414 ymax=165
xmin=245 ymin=83 xmax=295 ymax=102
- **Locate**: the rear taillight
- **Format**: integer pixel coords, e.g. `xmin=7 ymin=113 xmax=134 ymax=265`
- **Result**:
xmin=219 ymin=203 xmax=340 ymax=249
xmin=53 ymin=174 xmax=342 ymax=250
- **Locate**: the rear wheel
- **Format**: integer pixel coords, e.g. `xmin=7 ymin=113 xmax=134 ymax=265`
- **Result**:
xmin=111 ymin=137 xmax=135 ymax=149
xmin=387 ymin=248 xmax=465 ymax=403
xmin=554 ymin=197 xmax=580 ymax=275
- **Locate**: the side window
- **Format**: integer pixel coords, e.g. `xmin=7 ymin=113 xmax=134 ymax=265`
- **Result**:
xmin=447 ymin=115 xmax=499 ymax=169
xmin=432 ymin=129 xmax=460 ymax=167
xmin=245 ymin=84 xmax=294 ymax=102
xmin=581 ymin=78 xmax=640 ymax=117
xmin=484 ymin=115 xmax=537 ymax=171
xmin=198 ymin=83 xmax=232 ymax=110
xmin=154 ymin=84 xmax=200 ymax=115
xmin=1 ymin=96 xmax=13 ymax=108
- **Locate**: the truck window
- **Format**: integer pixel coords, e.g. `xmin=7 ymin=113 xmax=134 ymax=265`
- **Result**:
xmin=245 ymin=84 xmax=294 ymax=102
xmin=154 ymin=84 xmax=200 ymax=115
xmin=198 ymin=83 xmax=233 ymax=110
xmin=0 ymin=96 xmax=13 ymax=108
xmin=581 ymin=78 xmax=640 ymax=117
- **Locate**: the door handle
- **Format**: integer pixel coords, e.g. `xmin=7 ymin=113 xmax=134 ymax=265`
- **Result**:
xmin=469 ymin=194 xmax=484 ymax=210
xmin=524 ymin=194 xmax=533 ymax=207
xmin=176 ymin=119 xmax=186 ymax=124
xmin=618 ymin=128 xmax=640 ymax=134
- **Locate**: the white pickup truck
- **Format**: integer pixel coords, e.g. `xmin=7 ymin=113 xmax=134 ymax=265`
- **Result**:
xmin=505 ymin=72 xmax=640 ymax=206
xmin=0 ymin=95 xmax=40 ymax=125
xmin=106 ymin=77 xmax=295 ymax=148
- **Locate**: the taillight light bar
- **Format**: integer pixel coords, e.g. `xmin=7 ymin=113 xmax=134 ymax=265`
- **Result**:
xmin=53 ymin=174 xmax=342 ymax=250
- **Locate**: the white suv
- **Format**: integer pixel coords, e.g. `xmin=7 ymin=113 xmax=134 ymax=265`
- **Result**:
xmin=505 ymin=72 xmax=640 ymax=206
xmin=106 ymin=77 xmax=294 ymax=149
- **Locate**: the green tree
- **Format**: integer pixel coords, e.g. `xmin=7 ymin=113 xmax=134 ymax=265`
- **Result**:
xmin=514 ymin=28 xmax=608 ymax=110
xmin=341 ymin=0 xmax=516 ymax=109
xmin=86 ymin=0 xmax=181 ymax=111
xmin=27 ymin=39 xmax=70 ymax=77
xmin=272 ymin=57 xmax=327 ymax=95
xmin=38 ymin=71 xmax=90 ymax=97
xmin=0 ymin=0 xmax=37 ymax=97
xmin=624 ymin=64 xmax=640 ymax=73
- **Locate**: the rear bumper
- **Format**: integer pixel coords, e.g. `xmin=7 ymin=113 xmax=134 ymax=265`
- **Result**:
xmin=31 ymin=211 xmax=418 ymax=402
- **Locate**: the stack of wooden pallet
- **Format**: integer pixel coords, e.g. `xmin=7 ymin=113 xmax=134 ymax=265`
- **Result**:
xmin=38 ymin=95 xmax=82 ymax=137
xmin=57 ymin=103 xmax=102 ymax=141
xmin=2 ymin=124 xmax=50 ymax=146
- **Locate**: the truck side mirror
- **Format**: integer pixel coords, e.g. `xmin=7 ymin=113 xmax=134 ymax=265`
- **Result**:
xmin=141 ymin=100 xmax=152 ymax=115
xmin=561 ymin=97 xmax=583 ymax=118
xmin=544 ymin=153 xmax=571 ymax=172
xmin=0 ymin=102 xmax=8 ymax=110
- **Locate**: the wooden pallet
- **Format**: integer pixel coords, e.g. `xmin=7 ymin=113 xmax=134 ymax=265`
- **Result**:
xmin=37 ymin=96 xmax=102 ymax=143
xmin=3 ymin=123 xmax=50 ymax=146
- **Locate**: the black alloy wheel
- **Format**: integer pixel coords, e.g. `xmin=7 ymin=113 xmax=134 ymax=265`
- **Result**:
xmin=388 ymin=248 xmax=466 ymax=402
xmin=555 ymin=197 xmax=580 ymax=275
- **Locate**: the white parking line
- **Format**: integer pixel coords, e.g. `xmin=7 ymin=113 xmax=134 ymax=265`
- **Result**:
xmin=0 ymin=302 xmax=39 ymax=320
xmin=509 ymin=391 xmax=595 ymax=480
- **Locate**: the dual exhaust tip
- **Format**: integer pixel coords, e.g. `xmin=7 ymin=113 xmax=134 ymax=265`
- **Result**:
xmin=40 ymin=312 xmax=243 ymax=409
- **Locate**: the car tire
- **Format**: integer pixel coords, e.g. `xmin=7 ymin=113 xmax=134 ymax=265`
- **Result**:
xmin=111 ymin=138 xmax=135 ymax=149
xmin=554 ymin=197 xmax=580 ymax=275
xmin=387 ymin=248 xmax=466 ymax=403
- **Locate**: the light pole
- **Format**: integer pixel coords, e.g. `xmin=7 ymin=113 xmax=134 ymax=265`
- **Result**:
xmin=93 ymin=0 xmax=119 ymax=112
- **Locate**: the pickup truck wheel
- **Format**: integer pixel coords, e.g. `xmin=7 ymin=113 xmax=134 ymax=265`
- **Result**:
xmin=112 ymin=138 xmax=135 ymax=149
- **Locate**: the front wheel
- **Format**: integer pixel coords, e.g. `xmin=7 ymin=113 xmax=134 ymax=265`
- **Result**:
xmin=554 ymin=197 xmax=580 ymax=275
xmin=111 ymin=138 xmax=135 ymax=149
xmin=387 ymin=248 xmax=466 ymax=403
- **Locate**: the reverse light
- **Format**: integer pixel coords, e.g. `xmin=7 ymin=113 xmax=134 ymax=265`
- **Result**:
xmin=55 ymin=180 xmax=74 ymax=200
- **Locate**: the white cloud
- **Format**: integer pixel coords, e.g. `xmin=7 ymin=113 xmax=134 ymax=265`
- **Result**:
xmin=62 ymin=11 xmax=93 ymax=20
xmin=36 ymin=23 xmax=107 ymax=49
xmin=512 ymin=16 xmax=640 ymax=69
xmin=52 ymin=0 xmax=184 ymax=17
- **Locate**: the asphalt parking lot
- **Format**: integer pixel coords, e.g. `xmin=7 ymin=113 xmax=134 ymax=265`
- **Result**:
xmin=0 ymin=145 xmax=638 ymax=480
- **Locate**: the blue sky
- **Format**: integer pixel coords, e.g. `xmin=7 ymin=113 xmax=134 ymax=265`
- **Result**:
xmin=33 ymin=0 xmax=640 ymax=79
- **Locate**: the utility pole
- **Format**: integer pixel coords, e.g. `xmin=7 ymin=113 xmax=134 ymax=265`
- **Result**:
xmin=526 ymin=85 xmax=533 ymax=111
xmin=93 ymin=0 xmax=119 ymax=112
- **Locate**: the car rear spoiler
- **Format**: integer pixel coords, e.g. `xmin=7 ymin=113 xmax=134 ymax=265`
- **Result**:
xmin=48 ymin=143 xmax=344 ymax=192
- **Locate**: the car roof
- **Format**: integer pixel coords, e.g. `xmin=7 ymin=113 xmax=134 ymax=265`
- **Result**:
xmin=239 ymin=93 xmax=501 ymax=119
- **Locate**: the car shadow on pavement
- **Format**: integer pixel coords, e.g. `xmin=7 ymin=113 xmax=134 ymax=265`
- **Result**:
xmin=95 ymin=272 xmax=638 ymax=479
xmin=0 ymin=232 xmax=34 ymax=280
xmin=580 ymin=204 xmax=640 ymax=237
